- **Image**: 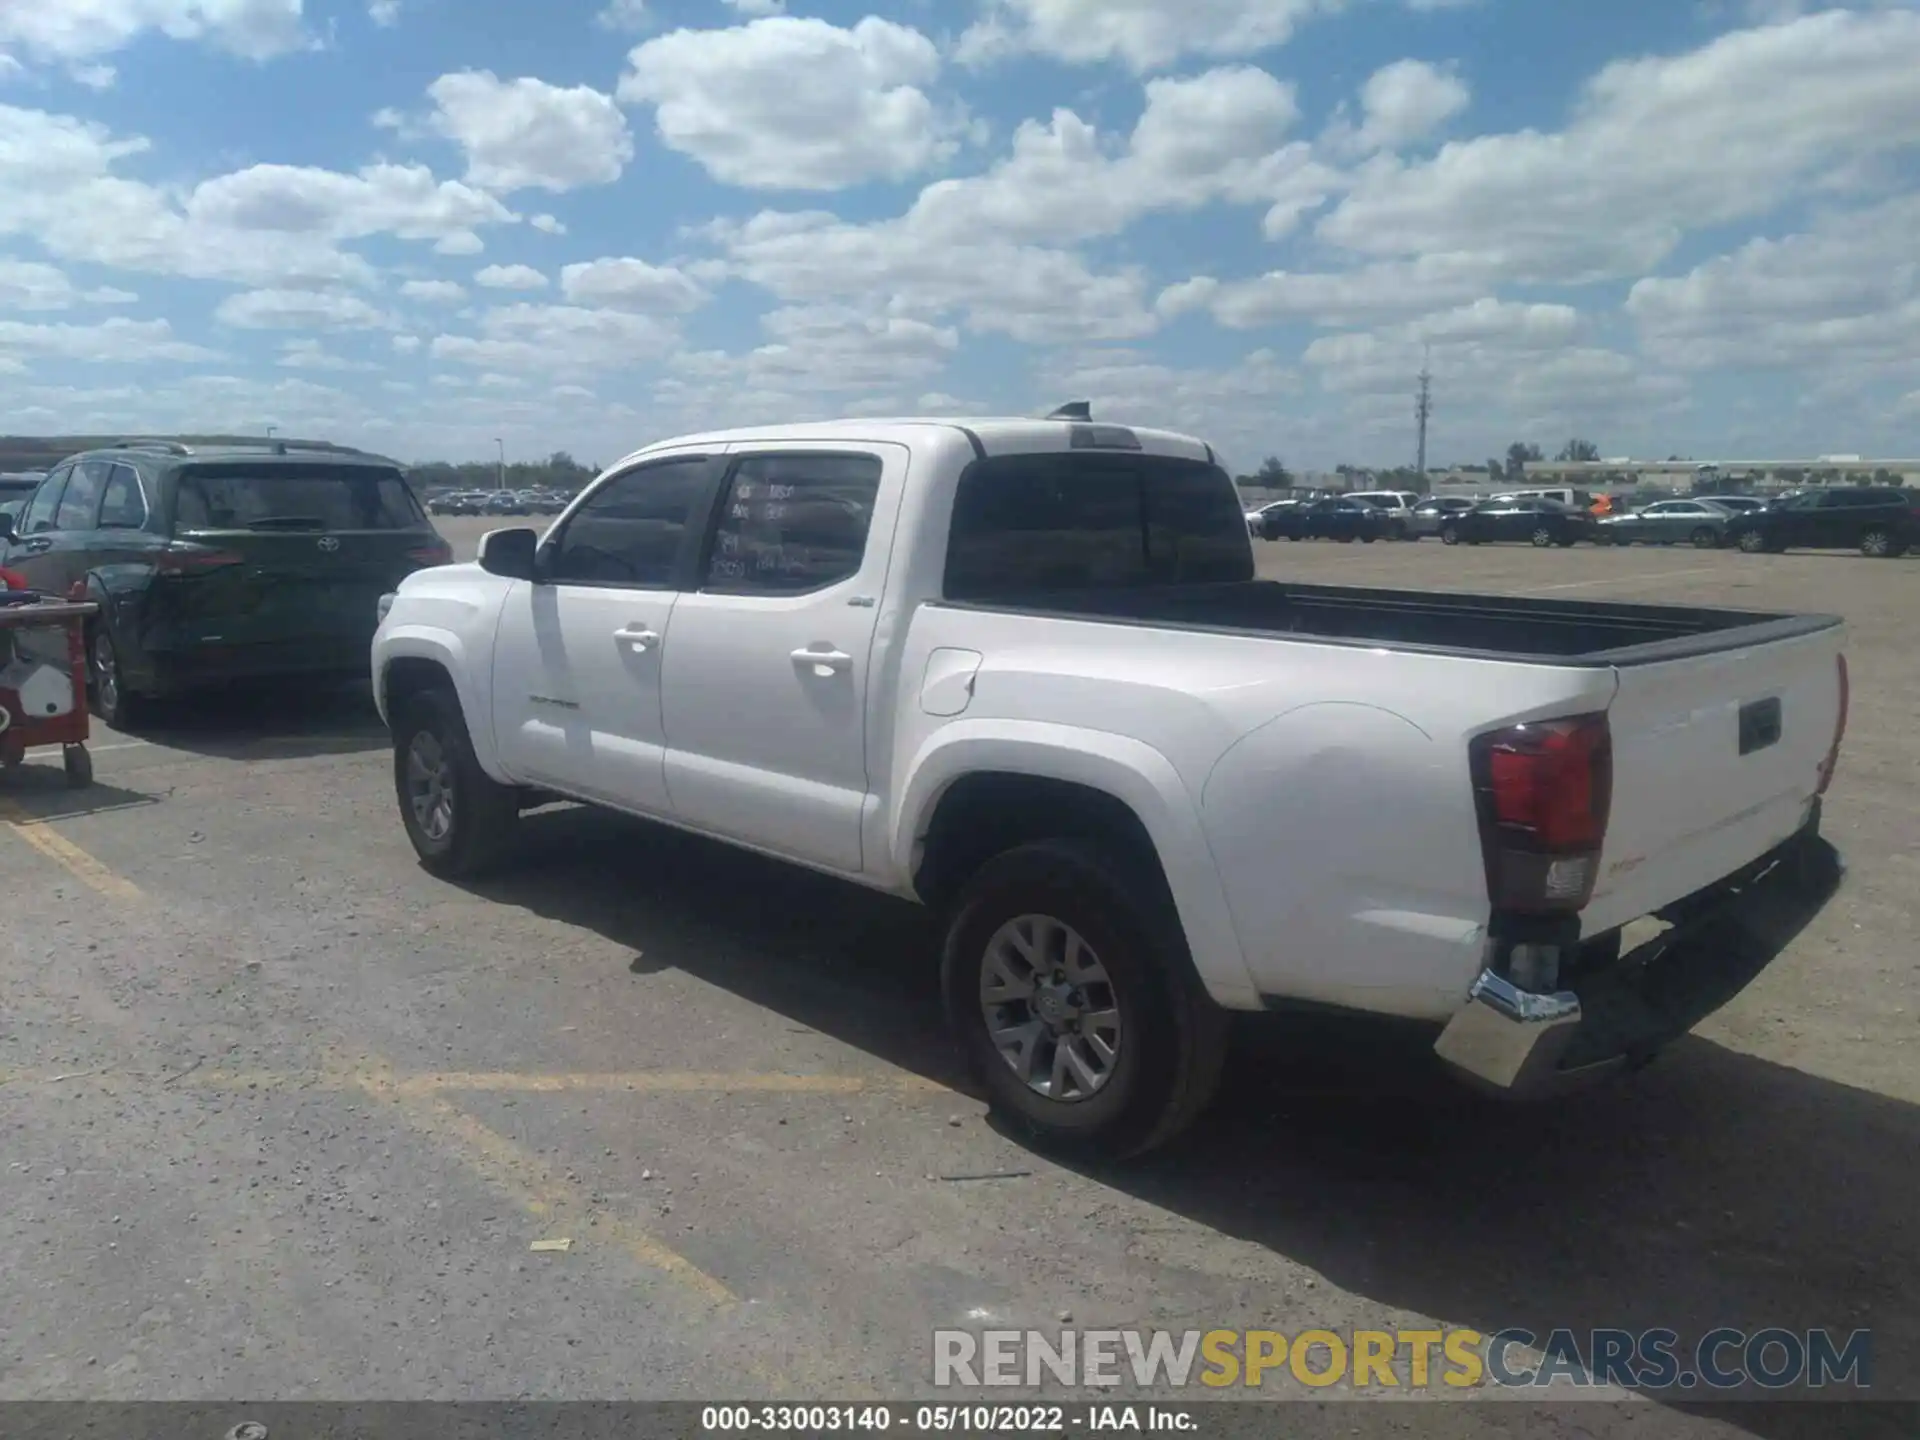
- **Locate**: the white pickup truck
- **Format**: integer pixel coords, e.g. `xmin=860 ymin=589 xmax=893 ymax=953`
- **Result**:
xmin=371 ymin=408 xmax=1848 ymax=1156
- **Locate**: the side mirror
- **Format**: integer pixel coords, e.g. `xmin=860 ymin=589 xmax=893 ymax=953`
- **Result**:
xmin=477 ymin=526 xmax=538 ymax=580
xmin=0 ymin=515 xmax=16 ymax=545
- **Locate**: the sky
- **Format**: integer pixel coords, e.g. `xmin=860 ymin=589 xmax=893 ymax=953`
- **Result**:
xmin=2 ymin=0 xmax=1919 ymax=474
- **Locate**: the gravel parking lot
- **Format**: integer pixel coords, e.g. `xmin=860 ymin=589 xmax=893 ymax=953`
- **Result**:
xmin=2 ymin=520 xmax=1913 ymax=1433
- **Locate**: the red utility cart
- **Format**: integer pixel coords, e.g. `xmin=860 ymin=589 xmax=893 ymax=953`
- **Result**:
xmin=0 ymin=594 xmax=98 ymax=789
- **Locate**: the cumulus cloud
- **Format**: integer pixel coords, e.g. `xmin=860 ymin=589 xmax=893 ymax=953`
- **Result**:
xmin=956 ymin=0 xmax=1333 ymax=72
xmin=0 ymin=258 xmax=136 ymax=310
xmin=475 ymin=263 xmax=548 ymax=290
xmin=0 ymin=1 xmax=309 ymax=61
xmin=1350 ymin=59 xmax=1469 ymax=152
xmin=0 ymin=315 xmax=222 ymax=363
xmin=400 ymin=278 xmax=467 ymax=303
xmin=425 ymin=71 xmax=633 ymax=193
xmin=430 ymin=303 xmax=680 ymax=373
xmin=617 ymin=16 xmax=958 ymax=190
xmin=558 ymin=257 xmax=708 ymax=313
xmin=595 ymin=0 xmax=650 ymax=32
xmin=214 ymin=288 xmax=394 ymax=330
xmin=1317 ymin=9 xmax=1920 ymax=282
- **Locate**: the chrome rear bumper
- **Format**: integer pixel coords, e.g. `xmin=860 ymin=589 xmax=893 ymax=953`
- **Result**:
xmin=1435 ymin=816 xmax=1841 ymax=1097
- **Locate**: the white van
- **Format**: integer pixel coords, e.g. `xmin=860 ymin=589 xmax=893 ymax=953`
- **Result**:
xmin=1503 ymin=487 xmax=1595 ymax=510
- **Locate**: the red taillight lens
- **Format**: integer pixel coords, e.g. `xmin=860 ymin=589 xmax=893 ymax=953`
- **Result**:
xmin=407 ymin=542 xmax=452 ymax=567
xmin=155 ymin=544 xmax=245 ymax=575
xmin=1816 ymin=654 xmax=1848 ymax=796
xmin=1471 ymin=713 xmax=1613 ymax=913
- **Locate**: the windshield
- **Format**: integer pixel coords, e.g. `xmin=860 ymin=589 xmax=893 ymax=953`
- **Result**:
xmin=173 ymin=464 xmax=424 ymax=531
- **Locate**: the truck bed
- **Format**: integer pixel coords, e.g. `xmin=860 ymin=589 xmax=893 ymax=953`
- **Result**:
xmin=951 ymin=580 xmax=1841 ymax=666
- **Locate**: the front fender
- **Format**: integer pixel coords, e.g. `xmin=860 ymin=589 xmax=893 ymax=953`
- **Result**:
xmin=373 ymin=625 xmax=507 ymax=782
xmin=892 ymin=720 xmax=1260 ymax=1010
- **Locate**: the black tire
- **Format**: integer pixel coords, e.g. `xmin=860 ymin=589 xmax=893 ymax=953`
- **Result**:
xmin=86 ymin=624 xmax=145 ymax=731
xmin=1360 ymin=534 xmax=1376 ymax=543
xmin=941 ymin=840 xmax=1227 ymax=1159
xmin=1736 ymin=530 xmax=1769 ymax=554
xmin=1691 ymin=527 xmax=1719 ymax=549
xmin=1860 ymin=526 xmax=1896 ymax=559
xmin=63 ymin=744 xmax=93 ymax=789
xmin=1440 ymin=526 xmax=1461 ymax=546
xmin=392 ymin=686 xmax=520 ymax=878
xmin=1530 ymin=526 xmax=1555 ymax=548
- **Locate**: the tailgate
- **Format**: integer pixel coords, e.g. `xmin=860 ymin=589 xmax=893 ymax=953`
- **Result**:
xmin=1585 ymin=622 xmax=1845 ymax=933
xmin=162 ymin=529 xmax=441 ymax=645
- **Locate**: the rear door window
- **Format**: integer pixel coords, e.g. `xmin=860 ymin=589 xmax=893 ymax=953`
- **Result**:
xmin=55 ymin=459 xmax=111 ymax=530
xmin=945 ymin=451 xmax=1250 ymax=601
xmin=98 ymin=465 xmax=149 ymax=528
xmin=173 ymin=464 xmax=424 ymax=533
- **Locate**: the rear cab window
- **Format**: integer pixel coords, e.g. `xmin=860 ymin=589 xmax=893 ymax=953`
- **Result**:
xmin=944 ymin=450 xmax=1252 ymax=601
xmin=171 ymin=463 xmax=426 ymax=534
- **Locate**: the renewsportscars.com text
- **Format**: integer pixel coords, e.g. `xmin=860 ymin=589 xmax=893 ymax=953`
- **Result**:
xmin=932 ymin=1327 xmax=1872 ymax=1392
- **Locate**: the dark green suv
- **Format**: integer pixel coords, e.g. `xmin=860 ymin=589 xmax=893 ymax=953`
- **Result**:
xmin=0 ymin=439 xmax=450 ymax=727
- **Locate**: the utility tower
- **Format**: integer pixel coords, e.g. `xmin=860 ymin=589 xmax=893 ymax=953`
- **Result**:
xmin=1414 ymin=348 xmax=1433 ymax=480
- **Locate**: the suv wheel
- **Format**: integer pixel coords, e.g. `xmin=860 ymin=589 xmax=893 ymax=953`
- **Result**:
xmin=1691 ymin=526 xmax=1720 ymax=549
xmin=1860 ymin=526 xmax=1898 ymax=558
xmin=1737 ymin=530 xmax=1770 ymax=554
xmin=941 ymin=840 xmax=1227 ymax=1158
xmin=87 ymin=625 xmax=145 ymax=731
xmin=1531 ymin=526 xmax=1555 ymax=547
xmin=393 ymin=687 xmax=520 ymax=878
xmin=1440 ymin=525 xmax=1461 ymax=546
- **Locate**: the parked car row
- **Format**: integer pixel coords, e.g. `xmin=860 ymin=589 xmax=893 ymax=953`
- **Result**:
xmin=1249 ymin=487 xmax=1919 ymax=557
xmin=427 ymin=488 xmax=572 ymax=516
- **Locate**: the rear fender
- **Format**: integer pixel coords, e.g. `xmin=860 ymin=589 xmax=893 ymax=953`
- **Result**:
xmin=892 ymin=720 xmax=1259 ymax=1009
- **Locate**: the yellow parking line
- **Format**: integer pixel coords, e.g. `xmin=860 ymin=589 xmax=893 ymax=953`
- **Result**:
xmin=344 ymin=1055 xmax=740 ymax=1308
xmin=393 ymin=1069 xmax=956 ymax=1096
xmin=0 ymin=1064 xmax=958 ymax=1097
xmin=0 ymin=799 xmax=144 ymax=901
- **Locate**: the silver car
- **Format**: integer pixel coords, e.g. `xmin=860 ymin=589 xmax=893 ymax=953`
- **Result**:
xmin=1596 ymin=498 xmax=1736 ymax=549
xmin=1408 ymin=496 xmax=1477 ymax=538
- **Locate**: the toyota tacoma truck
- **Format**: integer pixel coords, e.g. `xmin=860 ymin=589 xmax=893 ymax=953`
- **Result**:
xmin=371 ymin=408 xmax=1847 ymax=1156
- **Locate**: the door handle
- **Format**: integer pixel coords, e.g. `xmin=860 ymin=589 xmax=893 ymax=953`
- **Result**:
xmin=20 ymin=538 xmax=52 ymax=553
xmin=613 ymin=625 xmax=660 ymax=652
xmin=791 ymin=646 xmax=853 ymax=675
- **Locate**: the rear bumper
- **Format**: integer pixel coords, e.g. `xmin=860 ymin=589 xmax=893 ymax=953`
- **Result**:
xmin=138 ymin=636 xmax=375 ymax=694
xmin=1434 ymin=809 xmax=1841 ymax=1097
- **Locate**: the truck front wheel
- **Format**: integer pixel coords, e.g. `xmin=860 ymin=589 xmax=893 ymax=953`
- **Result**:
xmin=392 ymin=686 xmax=520 ymax=878
xmin=941 ymin=840 xmax=1227 ymax=1159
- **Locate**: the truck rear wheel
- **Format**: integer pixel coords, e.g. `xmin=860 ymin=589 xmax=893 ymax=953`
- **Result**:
xmin=941 ymin=840 xmax=1227 ymax=1159
xmin=393 ymin=686 xmax=520 ymax=878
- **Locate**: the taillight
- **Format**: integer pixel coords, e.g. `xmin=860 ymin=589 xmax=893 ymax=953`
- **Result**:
xmin=1815 ymin=654 xmax=1848 ymax=796
xmin=155 ymin=543 xmax=245 ymax=575
xmin=407 ymin=541 xmax=452 ymax=567
xmin=1470 ymin=713 xmax=1613 ymax=913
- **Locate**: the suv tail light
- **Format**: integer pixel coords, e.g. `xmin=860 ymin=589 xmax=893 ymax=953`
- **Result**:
xmin=1815 ymin=653 xmax=1849 ymax=796
xmin=407 ymin=540 xmax=452 ymax=567
xmin=1470 ymin=713 xmax=1613 ymax=913
xmin=155 ymin=542 xmax=245 ymax=575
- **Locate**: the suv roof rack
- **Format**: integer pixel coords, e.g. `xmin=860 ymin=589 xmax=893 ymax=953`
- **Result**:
xmin=110 ymin=438 xmax=192 ymax=455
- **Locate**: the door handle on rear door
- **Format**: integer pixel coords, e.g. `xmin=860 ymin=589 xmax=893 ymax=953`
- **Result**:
xmin=19 ymin=538 xmax=51 ymax=554
xmin=613 ymin=625 xmax=660 ymax=652
xmin=792 ymin=646 xmax=853 ymax=676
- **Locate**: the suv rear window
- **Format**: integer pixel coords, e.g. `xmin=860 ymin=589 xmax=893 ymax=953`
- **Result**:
xmin=173 ymin=464 xmax=425 ymax=532
xmin=944 ymin=452 xmax=1252 ymax=601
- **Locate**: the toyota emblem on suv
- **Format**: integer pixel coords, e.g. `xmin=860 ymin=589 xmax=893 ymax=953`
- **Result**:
xmin=316 ymin=536 xmax=340 ymax=552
